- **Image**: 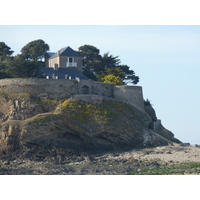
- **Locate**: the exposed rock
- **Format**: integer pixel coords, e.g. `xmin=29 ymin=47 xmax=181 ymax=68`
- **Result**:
xmin=152 ymin=120 xmax=181 ymax=143
xmin=3 ymin=160 xmax=10 ymax=165
xmin=0 ymin=94 xmax=181 ymax=152
xmin=144 ymin=105 xmax=157 ymax=122
xmin=144 ymin=104 xmax=181 ymax=144
xmin=180 ymin=143 xmax=190 ymax=146
xmin=0 ymin=94 xmax=57 ymax=121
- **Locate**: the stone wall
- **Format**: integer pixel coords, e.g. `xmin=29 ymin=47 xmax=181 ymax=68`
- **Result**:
xmin=77 ymin=80 xmax=114 ymax=97
xmin=0 ymin=78 xmax=144 ymax=110
xmin=113 ymin=85 xmax=144 ymax=110
xmin=0 ymin=78 xmax=78 ymax=99
xmin=72 ymin=94 xmax=106 ymax=104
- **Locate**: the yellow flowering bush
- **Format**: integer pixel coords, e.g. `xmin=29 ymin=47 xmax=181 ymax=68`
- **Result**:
xmin=58 ymin=99 xmax=127 ymax=123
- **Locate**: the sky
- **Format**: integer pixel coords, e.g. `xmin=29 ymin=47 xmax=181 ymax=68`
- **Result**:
xmin=0 ymin=25 xmax=200 ymax=144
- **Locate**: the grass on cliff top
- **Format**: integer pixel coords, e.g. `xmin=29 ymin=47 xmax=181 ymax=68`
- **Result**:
xmin=26 ymin=112 xmax=59 ymax=124
xmin=127 ymin=162 xmax=200 ymax=175
xmin=0 ymin=92 xmax=31 ymax=100
xmin=25 ymin=98 xmax=140 ymax=125
xmin=8 ymin=93 xmax=31 ymax=100
xmin=35 ymin=99 xmax=65 ymax=106
xmin=57 ymin=99 xmax=129 ymax=123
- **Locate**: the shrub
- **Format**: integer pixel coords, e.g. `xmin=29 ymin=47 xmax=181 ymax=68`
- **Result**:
xmin=144 ymin=98 xmax=152 ymax=106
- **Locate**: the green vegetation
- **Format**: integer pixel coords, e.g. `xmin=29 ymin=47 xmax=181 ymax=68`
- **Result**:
xmin=0 ymin=92 xmax=31 ymax=99
xmin=127 ymin=162 xmax=200 ymax=175
xmin=21 ymin=98 xmax=144 ymax=134
xmin=0 ymin=42 xmax=14 ymax=78
xmin=21 ymin=39 xmax=49 ymax=61
xmin=144 ymin=98 xmax=153 ymax=106
xmin=0 ymin=40 xmax=47 ymax=79
xmin=6 ymin=58 xmax=44 ymax=78
xmin=97 ymin=67 xmax=124 ymax=85
xmin=35 ymin=99 xmax=65 ymax=107
xmin=57 ymin=99 xmax=128 ymax=123
xmin=8 ymin=93 xmax=31 ymax=100
xmin=30 ymin=113 xmax=59 ymax=123
xmin=100 ymin=74 xmax=123 ymax=85
xmin=0 ymin=42 xmax=14 ymax=62
xmin=78 ymin=44 xmax=139 ymax=85
xmin=34 ymin=99 xmax=65 ymax=114
xmin=0 ymin=92 xmax=9 ymax=98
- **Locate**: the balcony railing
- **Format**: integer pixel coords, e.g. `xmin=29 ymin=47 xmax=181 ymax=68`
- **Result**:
xmin=66 ymin=62 xmax=77 ymax=67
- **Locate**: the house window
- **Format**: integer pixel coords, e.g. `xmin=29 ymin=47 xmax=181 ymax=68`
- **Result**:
xmin=66 ymin=57 xmax=77 ymax=67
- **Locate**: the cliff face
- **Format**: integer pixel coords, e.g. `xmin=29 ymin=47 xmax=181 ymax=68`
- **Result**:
xmin=0 ymin=93 xmax=181 ymax=152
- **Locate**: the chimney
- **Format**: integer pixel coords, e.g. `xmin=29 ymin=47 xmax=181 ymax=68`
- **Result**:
xmin=57 ymin=50 xmax=60 ymax=56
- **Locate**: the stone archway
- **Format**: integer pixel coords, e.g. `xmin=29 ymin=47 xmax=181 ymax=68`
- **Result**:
xmin=82 ymin=85 xmax=89 ymax=94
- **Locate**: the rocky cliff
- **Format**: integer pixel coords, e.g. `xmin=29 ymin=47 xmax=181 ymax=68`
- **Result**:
xmin=0 ymin=93 xmax=181 ymax=153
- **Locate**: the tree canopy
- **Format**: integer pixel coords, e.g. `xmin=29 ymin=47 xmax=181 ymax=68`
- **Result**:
xmin=21 ymin=39 xmax=49 ymax=61
xmin=97 ymin=67 xmax=124 ymax=84
xmin=0 ymin=42 xmax=14 ymax=62
xmin=5 ymin=56 xmax=44 ymax=78
xmin=0 ymin=41 xmax=139 ymax=84
xmin=78 ymin=44 xmax=139 ymax=85
xmin=101 ymin=74 xmax=124 ymax=85
xmin=0 ymin=40 xmax=48 ymax=79
xmin=78 ymin=45 xmax=103 ymax=80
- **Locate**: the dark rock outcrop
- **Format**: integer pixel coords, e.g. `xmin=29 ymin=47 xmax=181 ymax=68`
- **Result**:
xmin=145 ymin=105 xmax=157 ymax=122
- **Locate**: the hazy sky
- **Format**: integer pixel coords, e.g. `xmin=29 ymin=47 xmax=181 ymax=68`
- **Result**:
xmin=1 ymin=25 xmax=200 ymax=144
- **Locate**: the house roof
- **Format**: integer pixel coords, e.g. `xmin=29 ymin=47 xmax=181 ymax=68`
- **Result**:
xmin=46 ymin=52 xmax=55 ymax=57
xmin=49 ymin=46 xmax=82 ymax=59
xmin=39 ymin=67 xmax=89 ymax=80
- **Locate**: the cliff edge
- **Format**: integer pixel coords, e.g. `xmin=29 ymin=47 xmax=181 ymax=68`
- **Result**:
xmin=0 ymin=93 xmax=181 ymax=153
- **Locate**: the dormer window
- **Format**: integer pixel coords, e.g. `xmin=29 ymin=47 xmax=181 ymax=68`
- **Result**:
xmin=66 ymin=57 xmax=77 ymax=67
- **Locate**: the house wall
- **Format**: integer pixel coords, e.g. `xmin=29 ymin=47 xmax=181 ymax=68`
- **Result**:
xmin=76 ymin=57 xmax=83 ymax=72
xmin=0 ymin=78 xmax=144 ymax=110
xmin=48 ymin=56 xmax=82 ymax=72
xmin=49 ymin=57 xmax=60 ymax=69
xmin=59 ymin=56 xmax=82 ymax=71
